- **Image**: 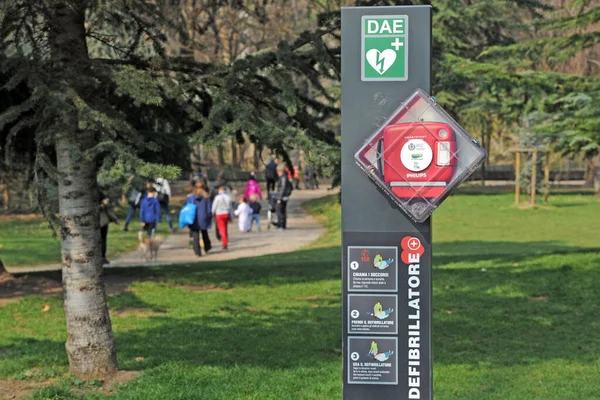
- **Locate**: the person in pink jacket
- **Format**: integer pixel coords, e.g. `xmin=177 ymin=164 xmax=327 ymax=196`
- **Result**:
xmin=244 ymin=172 xmax=263 ymax=201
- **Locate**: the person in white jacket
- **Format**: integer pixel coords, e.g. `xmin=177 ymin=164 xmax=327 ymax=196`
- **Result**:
xmin=153 ymin=177 xmax=174 ymax=232
xmin=211 ymin=186 xmax=232 ymax=250
xmin=234 ymin=196 xmax=253 ymax=232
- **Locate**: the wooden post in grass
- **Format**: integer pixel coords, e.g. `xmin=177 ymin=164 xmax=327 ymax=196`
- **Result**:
xmin=530 ymin=149 xmax=538 ymax=205
xmin=543 ymin=152 xmax=551 ymax=203
xmin=515 ymin=151 xmax=521 ymax=204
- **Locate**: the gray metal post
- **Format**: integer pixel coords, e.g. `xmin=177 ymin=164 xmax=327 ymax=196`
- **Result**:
xmin=341 ymin=6 xmax=432 ymax=400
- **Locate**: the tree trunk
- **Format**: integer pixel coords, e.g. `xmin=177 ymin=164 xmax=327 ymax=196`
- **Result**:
xmin=0 ymin=258 xmax=8 ymax=275
xmin=254 ymin=144 xmax=261 ymax=170
xmin=238 ymin=142 xmax=246 ymax=168
xmin=49 ymin=1 xmax=118 ymax=379
xmin=217 ymin=145 xmax=225 ymax=166
xmin=480 ymin=134 xmax=486 ymax=186
xmin=231 ymin=138 xmax=239 ymax=168
xmin=585 ymin=158 xmax=595 ymax=185
xmin=594 ymin=166 xmax=600 ymax=196
xmin=2 ymin=185 xmax=8 ymax=211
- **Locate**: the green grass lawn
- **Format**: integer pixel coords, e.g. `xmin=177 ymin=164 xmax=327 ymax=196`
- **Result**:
xmin=0 ymin=206 xmax=176 ymax=268
xmin=1 ymin=192 xmax=600 ymax=399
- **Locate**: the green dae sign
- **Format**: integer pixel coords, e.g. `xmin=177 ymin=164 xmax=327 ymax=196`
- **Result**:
xmin=361 ymin=15 xmax=408 ymax=81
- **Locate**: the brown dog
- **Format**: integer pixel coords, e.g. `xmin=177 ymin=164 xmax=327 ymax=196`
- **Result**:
xmin=138 ymin=231 xmax=164 ymax=262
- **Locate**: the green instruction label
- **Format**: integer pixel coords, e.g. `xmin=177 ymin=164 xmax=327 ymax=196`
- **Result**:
xmin=361 ymin=16 xmax=408 ymax=81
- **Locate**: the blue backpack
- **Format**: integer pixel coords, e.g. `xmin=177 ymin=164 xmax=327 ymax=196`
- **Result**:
xmin=178 ymin=197 xmax=197 ymax=229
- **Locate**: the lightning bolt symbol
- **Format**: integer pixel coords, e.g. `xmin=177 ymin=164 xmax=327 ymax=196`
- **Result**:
xmin=375 ymin=52 xmax=385 ymax=74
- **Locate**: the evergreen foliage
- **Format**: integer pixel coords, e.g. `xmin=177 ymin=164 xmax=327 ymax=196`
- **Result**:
xmin=0 ymin=0 xmax=342 ymax=192
xmin=442 ymin=0 xmax=600 ymax=162
xmin=2 ymin=0 xmax=599 ymax=194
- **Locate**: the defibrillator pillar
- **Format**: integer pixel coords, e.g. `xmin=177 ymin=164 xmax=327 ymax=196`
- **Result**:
xmin=341 ymin=6 xmax=433 ymax=400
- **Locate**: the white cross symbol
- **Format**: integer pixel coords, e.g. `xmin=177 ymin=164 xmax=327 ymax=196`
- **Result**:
xmin=408 ymin=238 xmax=421 ymax=250
xmin=391 ymin=38 xmax=403 ymax=51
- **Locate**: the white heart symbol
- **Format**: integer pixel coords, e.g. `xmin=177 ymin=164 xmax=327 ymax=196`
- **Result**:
xmin=366 ymin=49 xmax=397 ymax=75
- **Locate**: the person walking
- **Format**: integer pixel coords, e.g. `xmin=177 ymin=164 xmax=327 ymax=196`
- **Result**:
xmin=234 ymin=196 xmax=253 ymax=232
xmin=211 ymin=185 xmax=232 ymax=250
xmin=244 ymin=172 xmax=263 ymax=201
xmin=124 ymin=175 xmax=146 ymax=231
xmin=140 ymin=187 xmax=161 ymax=237
xmin=293 ymin=165 xmax=302 ymax=190
xmin=311 ymin=166 xmax=319 ymax=189
xmin=209 ymin=172 xmax=233 ymax=199
xmin=272 ymin=164 xmax=293 ymax=230
xmin=209 ymin=173 xmax=233 ymax=241
xmin=99 ymin=194 xmax=119 ymax=265
xmin=304 ymin=165 xmax=314 ymax=190
xmin=189 ymin=184 xmax=212 ymax=257
xmin=248 ymin=194 xmax=262 ymax=232
xmin=154 ymin=177 xmax=174 ymax=232
xmin=184 ymin=185 xmax=194 ymax=249
xmin=191 ymin=167 xmax=208 ymax=188
xmin=265 ymin=156 xmax=277 ymax=192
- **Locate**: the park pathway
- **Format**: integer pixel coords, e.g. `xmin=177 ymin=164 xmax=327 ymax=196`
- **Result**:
xmin=7 ymin=188 xmax=329 ymax=274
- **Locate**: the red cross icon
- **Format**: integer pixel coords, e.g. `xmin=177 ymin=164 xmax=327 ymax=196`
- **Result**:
xmin=401 ymin=236 xmax=425 ymax=264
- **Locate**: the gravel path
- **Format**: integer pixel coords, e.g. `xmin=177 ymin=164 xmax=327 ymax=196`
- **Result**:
xmin=7 ymin=188 xmax=330 ymax=274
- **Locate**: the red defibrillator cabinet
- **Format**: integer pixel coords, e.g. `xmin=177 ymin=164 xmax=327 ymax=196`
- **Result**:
xmin=379 ymin=122 xmax=457 ymax=198
xmin=355 ymin=89 xmax=486 ymax=222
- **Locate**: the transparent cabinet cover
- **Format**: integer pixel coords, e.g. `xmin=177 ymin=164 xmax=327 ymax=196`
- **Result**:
xmin=355 ymin=89 xmax=487 ymax=222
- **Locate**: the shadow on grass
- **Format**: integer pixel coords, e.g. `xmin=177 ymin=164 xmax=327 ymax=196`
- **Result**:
xmin=115 ymin=303 xmax=341 ymax=371
xmin=1 ymin=295 xmax=341 ymax=374
xmin=11 ymin=240 xmax=597 ymax=286
xmin=3 ymin=243 xmax=600 ymax=377
xmin=434 ymin=240 xmax=600 ymax=266
xmin=433 ymin=261 xmax=600 ymax=367
xmin=545 ymin=201 xmax=595 ymax=208
xmin=4 ymin=260 xmax=600 ymax=374
xmin=104 ymin=247 xmax=342 ymax=288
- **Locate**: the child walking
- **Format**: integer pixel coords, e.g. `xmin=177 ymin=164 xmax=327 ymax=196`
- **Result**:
xmin=211 ymin=185 xmax=232 ymax=250
xmin=248 ymin=194 xmax=262 ymax=232
xmin=140 ymin=187 xmax=161 ymax=237
xmin=244 ymin=172 xmax=263 ymax=201
xmin=234 ymin=196 xmax=253 ymax=232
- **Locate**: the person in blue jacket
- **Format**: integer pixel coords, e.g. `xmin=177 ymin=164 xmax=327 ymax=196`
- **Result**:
xmin=140 ymin=187 xmax=161 ymax=237
xmin=189 ymin=183 xmax=212 ymax=257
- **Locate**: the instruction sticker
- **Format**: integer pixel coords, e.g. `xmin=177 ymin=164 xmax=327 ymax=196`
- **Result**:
xmin=348 ymin=336 xmax=398 ymax=385
xmin=348 ymin=246 xmax=398 ymax=292
xmin=348 ymin=294 xmax=398 ymax=335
